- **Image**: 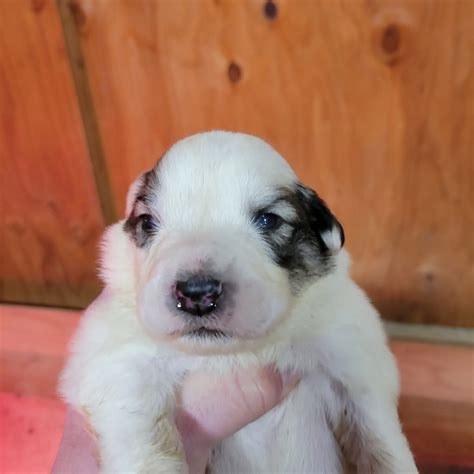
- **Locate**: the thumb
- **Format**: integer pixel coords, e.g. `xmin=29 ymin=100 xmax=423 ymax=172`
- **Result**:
xmin=176 ymin=367 xmax=300 ymax=446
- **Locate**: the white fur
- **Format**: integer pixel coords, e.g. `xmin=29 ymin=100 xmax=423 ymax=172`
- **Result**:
xmin=60 ymin=132 xmax=417 ymax=473
xmin=321 ymin=227 xmax=343 ymax=253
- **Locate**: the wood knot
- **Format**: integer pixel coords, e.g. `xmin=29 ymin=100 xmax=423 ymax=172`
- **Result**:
xmin=417 ymin=265 xmax=438 ymax=291
xmin=31 ymin=0 xmax=45 ymax=13
xmin=263 ymin=1 xmax=278 ymax=20
xmin=381 ymin=24 xmax=400 ymax=55
xmin=376 ymin=22 xmax=403 ymax=65
xmin=228 ymin=62 xmax=242 ymax=83
xmin=372 ymin=9 xmax=413 ymax=66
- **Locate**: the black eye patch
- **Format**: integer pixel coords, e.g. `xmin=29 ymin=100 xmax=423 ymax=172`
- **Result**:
xmin=123 ymin=168 xmax=160 ymax=248
xmin=254 ymin=184 xmax=344 ymax=291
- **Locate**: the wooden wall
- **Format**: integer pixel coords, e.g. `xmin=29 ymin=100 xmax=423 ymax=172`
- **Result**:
xmin=0 ymin=0 xmax=104 ymax=307
xmin=1 ymin=0 xmax=472 ymax=327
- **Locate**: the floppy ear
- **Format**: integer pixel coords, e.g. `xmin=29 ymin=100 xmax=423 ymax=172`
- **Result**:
xmin=296 ymin=183 xmax=345 ymax=254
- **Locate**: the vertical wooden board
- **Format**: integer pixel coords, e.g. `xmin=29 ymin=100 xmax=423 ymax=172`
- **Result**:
xmin=75 ymin=0 xmax=473 ymax=326
xmin=0 ymin=0 xmax=104 ymax=307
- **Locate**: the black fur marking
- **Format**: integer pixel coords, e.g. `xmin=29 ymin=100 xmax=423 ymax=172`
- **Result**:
xmin=294 ymin=184 xmax=345 ymax=251
xmin=123 ymin=168 xmax=160 ymax=248
xmin=257 ymin=183 xmax=344 ymax=290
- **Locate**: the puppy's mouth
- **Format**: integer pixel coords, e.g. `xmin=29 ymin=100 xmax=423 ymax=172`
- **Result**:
xmin=183 ymin=327 xmax=230 ymax=340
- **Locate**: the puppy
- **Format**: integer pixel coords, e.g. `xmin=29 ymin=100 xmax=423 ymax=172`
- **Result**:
xmin=60 ymin=131 xmax=417 ymax=473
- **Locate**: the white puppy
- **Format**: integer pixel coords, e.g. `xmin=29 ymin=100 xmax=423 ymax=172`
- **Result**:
xmin=60 ymin=131 xmax=417 ymax=473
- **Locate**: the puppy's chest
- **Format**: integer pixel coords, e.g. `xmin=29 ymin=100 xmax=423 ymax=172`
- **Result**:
xmin=209 ymin=373 xmax=343 ymax=473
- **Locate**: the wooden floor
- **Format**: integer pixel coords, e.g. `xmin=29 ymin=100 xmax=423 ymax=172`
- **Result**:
xmin=0 ymin=392 xmax=65 ymax=474
xmin=1 ymin=305 xmax=473 ymax=473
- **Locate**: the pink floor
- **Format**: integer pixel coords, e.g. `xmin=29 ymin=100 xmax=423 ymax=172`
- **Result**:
xmin=0 ymin=393 xmax=65 ymax=474
xmin=1 ymin=392 xmax=473 ymax=474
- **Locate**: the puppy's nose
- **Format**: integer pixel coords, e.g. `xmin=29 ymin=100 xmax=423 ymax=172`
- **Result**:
xmin=174 ymin=275 xmax=223 ymax=316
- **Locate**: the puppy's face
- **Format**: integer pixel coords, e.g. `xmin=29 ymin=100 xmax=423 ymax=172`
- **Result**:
xmin=122 ymin=132 xmax=344 ymax=353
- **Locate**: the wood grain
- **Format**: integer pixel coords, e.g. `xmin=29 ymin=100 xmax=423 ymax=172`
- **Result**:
xmin=1 ymin=305 xmax=473 ymax=468
xmin=0 ymin=0 xmax=104 ymax=307
xmin=57 ymin=0 xmax=117 ymax=224
xmin=70 ymin=0 xmax=473 ymax=326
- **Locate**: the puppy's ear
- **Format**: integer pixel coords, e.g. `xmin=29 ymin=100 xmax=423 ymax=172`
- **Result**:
xmin=296 ymin=183 xmax=344 ymax=254
xmin=125 ymin=175 xmax=145 ymax=216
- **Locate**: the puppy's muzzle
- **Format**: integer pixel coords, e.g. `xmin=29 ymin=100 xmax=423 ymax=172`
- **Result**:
xmin=174 ymin=274 xmax=223 ymax=317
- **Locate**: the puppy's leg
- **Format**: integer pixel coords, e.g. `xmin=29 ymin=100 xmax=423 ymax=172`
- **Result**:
xmin=64 ymin=355 xmax=187 ymax=474
xmin=328 ymin=378 xmax=417 ymax=474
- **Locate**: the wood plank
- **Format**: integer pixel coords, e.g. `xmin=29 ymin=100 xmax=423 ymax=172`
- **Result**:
xmin=0 ymin=305 xmax=79 ymax=398
xmin=394 ymin=341 xmax=474 ymax=468
xmin=1 ymin=305 xmax=473 ymax=468
xmin=72 ymin=0 xmax=473 ymax=326
xmin=391 ymin=340 xmax=474 ymax=405
xmin=0 ymin=0 xmax=104 ymax=307
xmin=385 ymin=321 xmax=474 ymax=347
xmin=400 ymin=396 xmax=474 ymax=469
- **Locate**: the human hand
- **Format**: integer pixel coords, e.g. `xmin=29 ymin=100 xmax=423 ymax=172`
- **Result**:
xmin=51 ymin=367 xmax=299 ymax=474
xmin=176 ymin=367 xmax=299 ymax=474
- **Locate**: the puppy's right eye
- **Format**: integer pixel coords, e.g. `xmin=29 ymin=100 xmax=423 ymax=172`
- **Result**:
xmin=254 ymin=212 xmax=281 ymax=232
xmin=139 ymin=214 xmax=158 ymax=233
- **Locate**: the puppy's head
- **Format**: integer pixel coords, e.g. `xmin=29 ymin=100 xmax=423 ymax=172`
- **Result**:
xmin=106 ymin=132 xmax=344 ymax=353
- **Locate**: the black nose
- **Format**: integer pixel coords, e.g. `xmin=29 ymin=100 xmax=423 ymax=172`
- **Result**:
xmin=174 ymin=275 xmax=223 ymax=316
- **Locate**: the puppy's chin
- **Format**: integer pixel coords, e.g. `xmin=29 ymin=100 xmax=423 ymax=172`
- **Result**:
xmin=171 ymin=331 xmax=242 ymax=356
xmin=155 ymin=316 xmax=289 ymax=357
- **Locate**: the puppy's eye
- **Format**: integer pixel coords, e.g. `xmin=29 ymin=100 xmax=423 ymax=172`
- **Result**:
xmin=139 ymin=214 xmax=158 ymax=233
xmin=254 ymin=212 xmax=281 ymax=231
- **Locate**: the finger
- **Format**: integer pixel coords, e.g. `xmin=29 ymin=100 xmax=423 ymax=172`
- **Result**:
xmin=177 ymin=367 xmax=300 ymax=445
xmin=51 ymin=408 xmax=100 ymax=474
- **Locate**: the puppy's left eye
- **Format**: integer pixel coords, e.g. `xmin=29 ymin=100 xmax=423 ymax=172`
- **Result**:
xmin=254 ymin=212 xmax=281 ymax=231
xmin=139 ymin=214 xmax=158 ymax=233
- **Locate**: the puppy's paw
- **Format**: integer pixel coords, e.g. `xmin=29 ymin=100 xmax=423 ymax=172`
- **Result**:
xmin=98 ymin=411 xmax=188 ymax=474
